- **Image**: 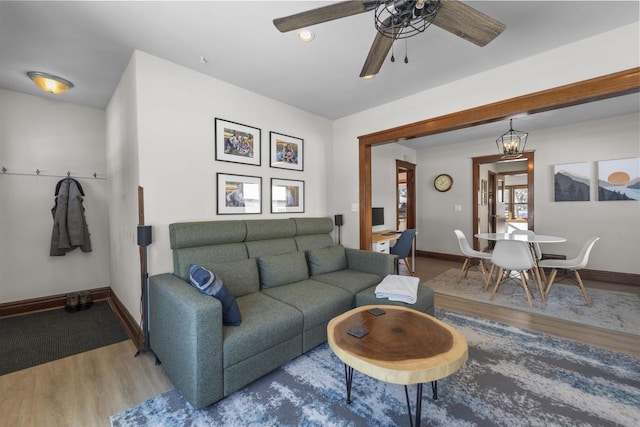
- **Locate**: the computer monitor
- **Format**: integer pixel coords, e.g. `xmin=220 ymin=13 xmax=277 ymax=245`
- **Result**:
xmin=372 ymin=207 xmax=384 ymax=226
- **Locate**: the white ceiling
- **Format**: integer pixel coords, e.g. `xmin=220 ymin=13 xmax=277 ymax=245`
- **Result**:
xmin=1 ymin=1 xmax=638 ymax=146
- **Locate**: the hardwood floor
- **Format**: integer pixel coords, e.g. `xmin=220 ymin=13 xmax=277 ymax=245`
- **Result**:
xmin=408 ymin=257 xmax=640 ymax=358
xmin=1 ymin=257 xmax=637 ymax=426
xmin=0 ymin=340 xmax=173 ymax=427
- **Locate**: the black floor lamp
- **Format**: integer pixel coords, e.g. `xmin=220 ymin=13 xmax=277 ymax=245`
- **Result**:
xmin=135 ymin=225 xmax=160 ymax=364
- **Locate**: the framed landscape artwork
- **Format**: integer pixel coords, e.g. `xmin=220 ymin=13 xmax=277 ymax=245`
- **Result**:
xmin=215 ymin=118 xmax=261 ymax=166
xmin=271 ymin=178 xmax=304 ymax=213
xmin=553 ymin=162 xmax=591 ymax=202
xmin=217 ymin=173 xmax=262 ymax=215
xmin=597 ymin=157 xmax=640 ymax=201
xmin=270 ymin=131 xmax=303 ymax=171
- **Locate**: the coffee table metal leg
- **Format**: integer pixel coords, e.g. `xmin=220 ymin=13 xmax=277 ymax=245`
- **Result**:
xmin=403 ymin=383 xmax=424 ymax=427
xmin=344 ymin=364 xmax=354 ymax=404
xmin=432 ymin=380 xmax=438 ymax=400
xmin=404 ymin=386 xmax=413 ymax=427
xmin=415 ymin=383 xmax=423 ymax=427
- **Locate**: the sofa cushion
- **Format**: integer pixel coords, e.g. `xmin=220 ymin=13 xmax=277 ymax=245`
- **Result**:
xmin=311 ymin=269 xmax=384 ymax=295
xmin=222 ymin=292 xmax=303 ymax=368
xmin=258 ymin=251 xmax=309 ymax=288
xmin=189 ymin=264 xmax=241 ymax=326
xmin=307 ymin=245 xmax=347 ymax=275
xmin=295 ymin=234 xmax=335 ymax=252
xmin=246 ymin=238 xmax=298 ymax=259
xmin=174 ymin=243 xmax=248 ymax=281
xmin=261 ymin=279 xmax=352 ymax=330
xmin=245 ymin=219 xmax=296 ymax=241
xmin=291 ymin=217 xmax=333 ymax=236
xmin=170 ymin=220 xmax=246 ymax=249
xmin=205 ymin=258 xmax=260 ymax=298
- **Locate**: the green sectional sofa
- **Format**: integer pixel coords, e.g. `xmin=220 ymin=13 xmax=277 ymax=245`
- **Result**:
xmin=149 ymin=217 xmax=434 ymax=409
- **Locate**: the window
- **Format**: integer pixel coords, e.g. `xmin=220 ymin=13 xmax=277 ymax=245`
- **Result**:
xmin=504 ymin=185 xmax=528 ymax=219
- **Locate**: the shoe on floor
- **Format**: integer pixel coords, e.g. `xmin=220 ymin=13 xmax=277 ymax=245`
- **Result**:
xmin=79 ymin=290 xmax=93 ymax=310
xmin=65 ymin=292 xmax=81 ymax=313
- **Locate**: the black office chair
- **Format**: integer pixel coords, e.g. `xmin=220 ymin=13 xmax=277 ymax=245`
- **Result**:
xmin=390 ymin=229 xmax=416 ymax=276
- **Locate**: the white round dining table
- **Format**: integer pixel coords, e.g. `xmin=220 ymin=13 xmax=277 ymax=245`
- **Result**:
xmin=474 ymin=233 xmax=566 ymax=244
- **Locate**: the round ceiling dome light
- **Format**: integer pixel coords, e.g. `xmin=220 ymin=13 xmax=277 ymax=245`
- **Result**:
xmin=27 ymin=71 xmax=74 ymax=94
xmin=297 ymin=30 xmax=315 ymax=42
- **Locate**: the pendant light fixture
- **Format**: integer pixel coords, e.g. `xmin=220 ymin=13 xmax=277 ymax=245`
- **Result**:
xmin=27 ymin=71 xmax=74 ymax=94
xmin=496 ymin=119 xmax=528 ymax=159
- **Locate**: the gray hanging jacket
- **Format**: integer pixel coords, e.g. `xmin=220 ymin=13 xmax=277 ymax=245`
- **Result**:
xmin=50 ymin=177 xmax=92 ymax=256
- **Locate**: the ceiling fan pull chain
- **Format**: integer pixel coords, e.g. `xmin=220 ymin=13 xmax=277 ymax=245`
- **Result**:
xmin=391 ymin=43 xmax=395 ymax=63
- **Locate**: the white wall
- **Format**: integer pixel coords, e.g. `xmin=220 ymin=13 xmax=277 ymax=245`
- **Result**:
xmin=417 ymin=113 xmax=640 ymax=274
xmin=0 ymin=89 xmax=110 ymax=303
xmin=331 ymin=23 xmax=640 ymax=274
xmin=104 ymin=51 xmax=333 ymax=316
xmin=134 ymin=51 xmax=333 ymax=275
xmin=105 ymin=55 xmax=141 ymax=317
xmin=371 ymin=144 xmax=417 ymax=232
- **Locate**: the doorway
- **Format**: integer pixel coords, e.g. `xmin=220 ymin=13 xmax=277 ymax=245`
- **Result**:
xmin=357 ymin=69 xmax=638 ymax=250
xmin=396 ymin=160 xmax=416 ymax=231
xmin=472 ymin=152 xmax=535 ymax=251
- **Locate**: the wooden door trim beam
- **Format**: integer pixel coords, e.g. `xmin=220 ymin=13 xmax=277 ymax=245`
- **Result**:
xmin=358 ymin=67 xmax=640 ymax=250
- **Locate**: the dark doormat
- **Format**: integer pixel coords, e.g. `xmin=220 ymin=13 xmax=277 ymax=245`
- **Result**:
xmin=0 ymin=300 xmax=129 ymax=376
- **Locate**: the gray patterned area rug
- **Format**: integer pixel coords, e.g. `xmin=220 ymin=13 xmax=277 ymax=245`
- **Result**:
xmin=427 ymin=269 xmax=640 ymax=335
xmin=110 ymin=309 xmax=640 ymax=426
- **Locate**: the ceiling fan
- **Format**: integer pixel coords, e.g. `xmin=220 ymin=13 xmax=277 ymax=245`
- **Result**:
xmin=273 ymin=0 xmax=506 ymax=78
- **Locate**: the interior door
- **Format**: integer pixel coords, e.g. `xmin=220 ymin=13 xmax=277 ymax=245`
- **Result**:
xmin=396 ymin=160 xmax=416 ymax=231
xmin=495 ymin=174 xmax=506 ymax=234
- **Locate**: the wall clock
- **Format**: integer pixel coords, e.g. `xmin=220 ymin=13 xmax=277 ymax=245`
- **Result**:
xmin=434 ymin=173 xmax=453 ymax=192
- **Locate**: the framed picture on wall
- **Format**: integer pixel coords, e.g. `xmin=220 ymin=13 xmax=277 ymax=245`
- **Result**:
xmin=215 ymin=118 xmax=261 ymax=166
xmin=270 ymin=131 xmax=303 ymax=171
xmin=553 ymin=162 xmax=590 ymax=201
xmin=271 ymin=178 xmax=304 ymax=213
xmin=217 ymin=173 xmax=262 ymax=214
xmin=597 ymin=157 xmax=640 ymax=201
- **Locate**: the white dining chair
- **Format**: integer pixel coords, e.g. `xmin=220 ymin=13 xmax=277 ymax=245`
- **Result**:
xmin=538 ymin=237 xmax=599 ymax=307
xmin=453 ymin=230 xmax=494 ymax=289
xmin=510 ymin=229 xmax=545 ymax=300
xmin=490 ymin=239 xmax=539 ymax=308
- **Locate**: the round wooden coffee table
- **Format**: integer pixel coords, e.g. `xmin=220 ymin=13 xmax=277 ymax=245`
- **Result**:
xmin=327 ymin=305 xmax=468 ymax=427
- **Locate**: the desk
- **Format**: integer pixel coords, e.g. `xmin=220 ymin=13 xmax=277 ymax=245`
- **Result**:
xmin=372 ymin=230 xmax=401 ymax=253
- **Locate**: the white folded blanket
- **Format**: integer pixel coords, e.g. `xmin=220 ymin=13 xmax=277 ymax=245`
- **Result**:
xmin=375 ymin=274 xmax=420 ymax=304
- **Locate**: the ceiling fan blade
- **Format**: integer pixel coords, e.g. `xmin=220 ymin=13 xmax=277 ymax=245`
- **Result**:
xmin=360 ymin=17 xmax=399 ymax=78
xmin=274 ymin=1 xmax=375 ymax=33
xmin=433 ymin=0 xmax=506 ymax=47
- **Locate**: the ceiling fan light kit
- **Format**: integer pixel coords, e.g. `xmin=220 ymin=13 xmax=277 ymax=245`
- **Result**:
xmin=273 ymin=0 xmax=505 ymax=79
xmin=374 ymin=0 xmax=441 ymax=40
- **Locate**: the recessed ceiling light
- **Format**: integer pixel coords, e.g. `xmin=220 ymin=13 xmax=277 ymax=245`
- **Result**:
xmin=297 ymin=30 xmax=315 ymax=42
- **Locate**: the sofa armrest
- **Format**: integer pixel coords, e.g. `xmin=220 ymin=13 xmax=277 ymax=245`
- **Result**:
xmin=149 ymin=273 xmax=224 ymax=409
xmin=345 ymin=248 xmax=394 ymax=277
